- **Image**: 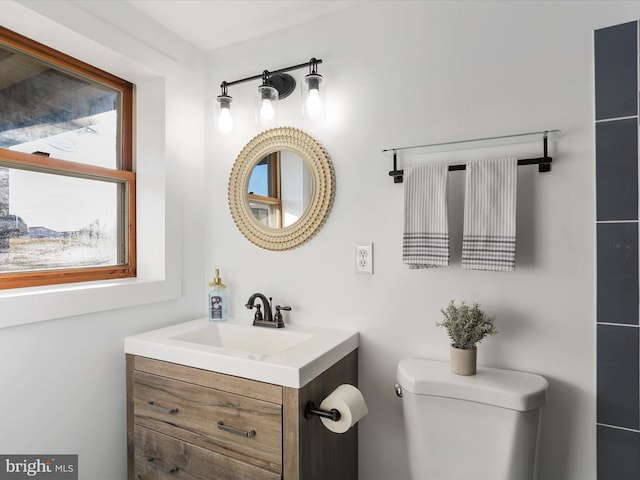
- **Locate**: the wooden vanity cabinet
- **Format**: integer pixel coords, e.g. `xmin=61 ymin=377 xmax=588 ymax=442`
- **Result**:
xmin=126 ymin=350 xmax=358 ymax=480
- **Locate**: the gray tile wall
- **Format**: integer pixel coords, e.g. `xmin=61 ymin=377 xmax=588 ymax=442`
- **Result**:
xmin=595 ymin=20 xmax=640 ymax=479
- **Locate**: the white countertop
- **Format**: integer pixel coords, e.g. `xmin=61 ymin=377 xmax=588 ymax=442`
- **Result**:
xmin=124 ymin=317 xmax=359 ymax=388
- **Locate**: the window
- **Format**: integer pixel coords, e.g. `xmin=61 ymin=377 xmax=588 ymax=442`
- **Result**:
xmin=248 ymin=152 xmax=282 ymax=228
xmin=246 ymin=150 xmax=312 ymax=229
xmin=0 ymin=26 xmax=134 ymax=289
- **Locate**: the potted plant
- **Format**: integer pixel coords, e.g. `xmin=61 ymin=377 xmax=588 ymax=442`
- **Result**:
xmin=436 ymin=300 xmax=498 ymax=376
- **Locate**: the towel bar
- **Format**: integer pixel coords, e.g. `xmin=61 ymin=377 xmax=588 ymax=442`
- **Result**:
xmin=385 ymin=130 xmax=559 ymax=183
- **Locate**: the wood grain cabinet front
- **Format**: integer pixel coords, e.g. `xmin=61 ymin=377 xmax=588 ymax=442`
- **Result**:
xmin=126 ymin=351 xmax=358 ymax=480
xmin=133 ymin=370 xmax=282 ymax=472
xmin=134 ymin=425 xmax=280 ymax=480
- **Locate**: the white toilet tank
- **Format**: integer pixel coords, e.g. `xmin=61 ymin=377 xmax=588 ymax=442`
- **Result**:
xmin=396 ymin=358 xmax=548 ymax=480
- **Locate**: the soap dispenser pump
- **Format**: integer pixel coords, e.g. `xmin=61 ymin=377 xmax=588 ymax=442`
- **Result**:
xmin=208 ymin=269 xmax=228 ymax=322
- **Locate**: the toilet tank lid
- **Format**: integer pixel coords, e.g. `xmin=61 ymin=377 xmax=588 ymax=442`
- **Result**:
xmin=396 ymin=358 xmax=548 ymax=411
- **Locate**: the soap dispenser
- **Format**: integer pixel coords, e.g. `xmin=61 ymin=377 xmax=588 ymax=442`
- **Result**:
xmin=208 ymin=269 xmax=228 ymax=322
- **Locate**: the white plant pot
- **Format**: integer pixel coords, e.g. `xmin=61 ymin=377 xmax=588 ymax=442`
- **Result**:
xmin=450 ymin=346 xmax=477 ymax=376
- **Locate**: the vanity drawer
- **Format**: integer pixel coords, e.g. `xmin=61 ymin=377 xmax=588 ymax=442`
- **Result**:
xmin=133 ymin=370 xmax=282 ymax=472
xmin=134 ymin=425 xmax=281 ymax=480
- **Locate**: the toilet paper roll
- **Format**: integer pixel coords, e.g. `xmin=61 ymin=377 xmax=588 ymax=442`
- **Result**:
xmin=319 ymin=384 xmax=368 ymax=434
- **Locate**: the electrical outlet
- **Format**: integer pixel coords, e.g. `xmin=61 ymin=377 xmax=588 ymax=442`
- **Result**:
xmin=355 ymin=242 xmax=373 ymax=274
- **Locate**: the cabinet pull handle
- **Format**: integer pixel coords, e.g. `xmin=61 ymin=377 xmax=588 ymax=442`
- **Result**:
xmin=148 ymin=401 xmax=178 ymax=415
xmin=147 ymin=457 xmax=179 ymax=474
xmin=217 ymin=421 xmax=256 ymax=438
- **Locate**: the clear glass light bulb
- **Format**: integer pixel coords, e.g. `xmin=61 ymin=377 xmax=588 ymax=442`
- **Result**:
xmin=305 ymin=88 xmax=322 ymax=114
xmin=218 ymin=107 xmax=233 ymax=133
xmin=260 ymin=99 xmax=275 ymax=121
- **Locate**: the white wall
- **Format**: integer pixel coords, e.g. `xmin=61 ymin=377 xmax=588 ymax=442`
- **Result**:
xmin=0 ymin=2 xmax=205 ymax=478
xmin=207 ymin=2 xmax=640 ymax=479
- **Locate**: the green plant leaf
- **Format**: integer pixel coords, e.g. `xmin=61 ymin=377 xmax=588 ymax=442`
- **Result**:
xmin=436 ymin=300 xmax=497 ymax=349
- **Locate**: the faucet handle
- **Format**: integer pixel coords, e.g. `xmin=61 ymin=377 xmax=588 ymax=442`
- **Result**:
xmin=246 ymin=303 xmax=264 ymax=321
xmin=273 ymin=305 xmax=291 ymax=325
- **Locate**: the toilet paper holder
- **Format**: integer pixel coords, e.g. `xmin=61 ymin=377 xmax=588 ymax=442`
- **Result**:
xmin=304 ymin=401 xmax=342 ymax=422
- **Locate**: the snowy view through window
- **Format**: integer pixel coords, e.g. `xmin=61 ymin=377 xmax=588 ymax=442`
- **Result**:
xmin=0 ymin=111 xmax=120 ymax=272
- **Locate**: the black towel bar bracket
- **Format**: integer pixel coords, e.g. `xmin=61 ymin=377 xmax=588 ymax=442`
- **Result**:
xmin=304 ymin=401 xmax=341 ymax=422
xmin=384 ymin=130 xmax=559 ymax=183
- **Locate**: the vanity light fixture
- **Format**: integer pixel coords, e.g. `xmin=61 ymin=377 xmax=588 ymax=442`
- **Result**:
xmin=302 ymin=58 xmax=325 ymax=119
xmin=216 ymin=57 xmax=324 ymax=133
xmin=216 ymin=82 xmax=233 ymax=134
xmin=256 ymin=71 xmax=278 ymax=128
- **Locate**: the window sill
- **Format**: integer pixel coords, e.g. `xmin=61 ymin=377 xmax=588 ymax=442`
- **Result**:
xmin=0 ymin=277 xmax=181 ymax=329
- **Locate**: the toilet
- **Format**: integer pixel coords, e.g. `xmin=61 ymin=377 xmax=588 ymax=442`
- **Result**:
xmin=396 ymin=358 xmax=548 ymax=480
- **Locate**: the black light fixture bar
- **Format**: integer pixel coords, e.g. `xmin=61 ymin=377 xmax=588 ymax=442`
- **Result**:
xmin=216 ymin=57 xmax=325 ymax=133
xmin=221 ymin=58 xmax=323 ymax=89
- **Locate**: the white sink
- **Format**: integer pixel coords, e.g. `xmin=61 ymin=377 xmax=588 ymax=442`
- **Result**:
xmin=124 ymin=318 xmax=358 ymax=388
xmin=171 ymin=323 xmax=312 ymax=356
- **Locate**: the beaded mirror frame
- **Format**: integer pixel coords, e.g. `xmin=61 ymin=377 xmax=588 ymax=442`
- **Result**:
xmin=228 ymin=127 xmax=335 ymax=251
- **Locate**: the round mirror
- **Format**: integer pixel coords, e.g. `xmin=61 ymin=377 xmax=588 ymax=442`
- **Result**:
xmin=228 ymin=127 xmax=335 ymax=251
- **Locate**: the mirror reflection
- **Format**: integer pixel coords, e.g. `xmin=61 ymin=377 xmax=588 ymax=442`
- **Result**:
xmin=248 ymin=150 xmax=312 ymax=228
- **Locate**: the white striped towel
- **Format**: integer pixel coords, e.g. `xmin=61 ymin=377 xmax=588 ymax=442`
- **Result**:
xmin=462 ymin=157 xmax=518 ymax=272
xmin=403 ymin=164 xmax=449 ymax=268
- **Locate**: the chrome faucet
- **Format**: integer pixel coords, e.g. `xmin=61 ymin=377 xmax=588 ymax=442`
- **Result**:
xmin=245 ymin=293 xmax=290 ymax=328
